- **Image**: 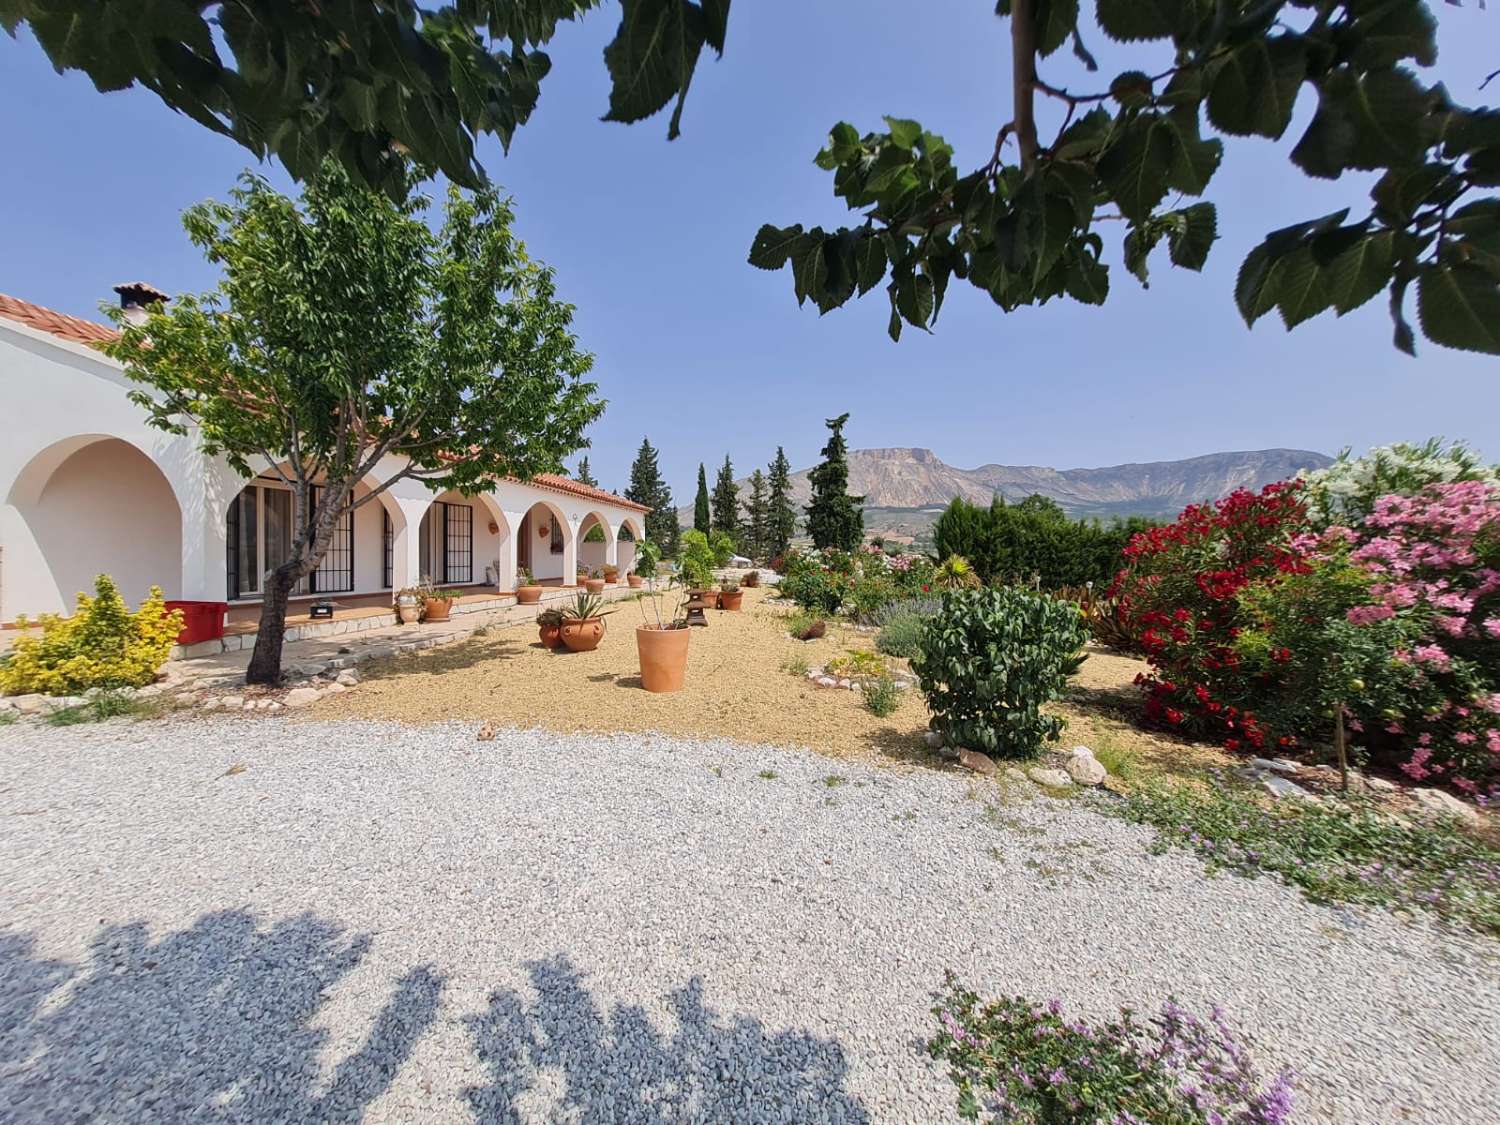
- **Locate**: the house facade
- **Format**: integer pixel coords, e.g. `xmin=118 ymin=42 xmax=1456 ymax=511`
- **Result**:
xmin=0 ymin=289 xmax=647 ymax=625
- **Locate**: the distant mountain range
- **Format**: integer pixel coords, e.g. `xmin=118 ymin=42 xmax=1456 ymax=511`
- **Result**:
xmin=678 ymin=447 xmax=1333 ymax=531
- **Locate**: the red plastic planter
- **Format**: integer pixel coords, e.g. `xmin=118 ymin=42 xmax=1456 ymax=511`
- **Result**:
xmin=164 ymin=600 xmax=228 ymax=645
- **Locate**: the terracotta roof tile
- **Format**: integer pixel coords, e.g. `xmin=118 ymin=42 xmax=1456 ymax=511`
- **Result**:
xmin=0 ymin=293 xmax=648 ymax=514
xmin=0 ymin=293 xmax=118 ymax=347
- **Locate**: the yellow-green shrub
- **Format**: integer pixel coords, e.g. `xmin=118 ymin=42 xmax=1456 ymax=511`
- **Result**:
xmin=0 ymin=576 xmax=181 ymax=696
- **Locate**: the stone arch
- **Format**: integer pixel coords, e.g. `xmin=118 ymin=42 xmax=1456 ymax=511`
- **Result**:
xmin=4 ymin=434 xmax=183 ymax=617
xmin=576 ymin=509 xmax=616 ymax=576
xmin=516 ymin=497 xmax=574 ymax=584
xmin=615 ymin=514 xmax=644 ymax=576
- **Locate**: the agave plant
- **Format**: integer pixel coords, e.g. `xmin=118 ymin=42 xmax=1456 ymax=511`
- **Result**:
xmin=562 ymin=592 xmax=616 ymax=621
xmin=932 ymin=555 xmax=982 ymax=591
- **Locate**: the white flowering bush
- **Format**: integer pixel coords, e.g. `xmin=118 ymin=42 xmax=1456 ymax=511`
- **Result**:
xmin=1300 ymin=438 xmax=1499 ymax=530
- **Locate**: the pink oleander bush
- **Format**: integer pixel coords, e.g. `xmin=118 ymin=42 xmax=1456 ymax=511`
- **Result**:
xmin=929 ymin=972 xmax=1295 ymax=1124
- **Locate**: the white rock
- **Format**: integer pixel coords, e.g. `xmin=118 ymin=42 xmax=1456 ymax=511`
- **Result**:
xmin=1261 ymin=774 xmax=1317 ymax=801
xmin=1410 ymin=787 xmax=1479 ymax=823
xmin=1366 ymin=776 xmax=1397 ymax=793
xmin=817 ymin=676 xmax=838 ymax=688
xmin=1251 ymin=757 xmax=1301 ymax=775
xmin=198 ymin=697 xmax=221 ymax=711
xmin=41 ymin=696 xmax=86 ymax=713
xmin=12 ymin=694 xmax=47 ymax=715
xmin=221 ymin=696 xmax=243 ymax=711
xmin=1027 ymin=767 xmax=1072 ymax=790
xmin=323 ymin=682 xmax=347 ymax=694
xmin=283 ymin=686 xmax=321 ymax=709
xmin=335 ymin=669 xmax=360 ymax=687
xmin=1064 ymin=746 xmax=1107 ymax=787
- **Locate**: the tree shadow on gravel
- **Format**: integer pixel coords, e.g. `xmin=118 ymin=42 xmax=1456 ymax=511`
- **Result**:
xmin=464 ymin=953 xmax=870 ymax=1123
xmin=0 ymin=910 xmax=442 ymax=1122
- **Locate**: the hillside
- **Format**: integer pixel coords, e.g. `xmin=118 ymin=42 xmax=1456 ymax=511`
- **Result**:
xmin=678 ymin=447 xmax=1332 ymax=530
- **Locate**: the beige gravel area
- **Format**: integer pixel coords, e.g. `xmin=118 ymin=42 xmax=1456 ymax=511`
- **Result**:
xmin=317 ymin=587 xmax=1234 ymax=775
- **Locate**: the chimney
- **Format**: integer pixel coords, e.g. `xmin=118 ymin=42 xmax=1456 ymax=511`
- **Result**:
xmin=113 ymin=282 xmax=171 ymax=326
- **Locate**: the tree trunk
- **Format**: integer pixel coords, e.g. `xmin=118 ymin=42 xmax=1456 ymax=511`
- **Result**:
xmin=1011 ymin=0 xmax=1038 ymax=173
xmin=245 ymin=565 xmax=295 ymax=685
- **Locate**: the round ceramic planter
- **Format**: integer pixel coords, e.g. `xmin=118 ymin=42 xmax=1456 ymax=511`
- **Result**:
xmin=627 ymin=575 xmax=644 ymax=589
xmin=516 ymin=585 xmax=543 ymax=605
xmin=718 ymin=590 xmax=744 ymax=611
xmin=538 ymin=623 xmax=563 ymax=649
xmin=693 ymin=589 xmax=719 ymax=610
xmin=396 ymin=604 xmax=421 ymax=625
xmin=423 ymin=598 xmax=453 ymax=623
xmin=584 ymin=579 xmax=606 ymax=595
xmin=636 ymin=624 xmax=689 ymax=692
xmin=560 ymin=617 xmax=606 ymax=652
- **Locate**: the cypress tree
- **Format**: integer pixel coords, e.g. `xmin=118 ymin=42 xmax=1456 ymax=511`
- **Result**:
xmin=804 ymin=413 xmax=864 ymax=551
xmin=626 ymin=437 xmax=678 ymax=557
xmin=575 ymin=455 xmax=598 ymax=487
xmin=693 ymin=463 xmax=712 ymax=535
xmin=745 ymin=469 xmax=769 ymax=563
xmin=711 ymin=455 xmax=740 ymax=547
xmin=767 ymin=446 xmax=797 ymax=560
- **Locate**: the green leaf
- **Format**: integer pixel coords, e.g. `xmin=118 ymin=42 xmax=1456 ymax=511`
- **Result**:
xmin=895 ymin=270 xmax=934 ymax=329
xmin=1274 ymin=246 xmax=1333 ymax=329
xmin=1097 ymin=117 xmax=1173 ymax=223
xmin=1207 ymin=35 xmax=1307 ymax=139
xmin=1064 ymin=254 xmax=1109 ymax=304
xmin=1324 ymin=230 xmax=1395 ymax=315
xmin=1161 ymin=108 xmax=1223 ymax=195
xmin=1109 ymin=70 xmax=1154 ymax=108
xmin=748 ymin=223 xmax=803 ymax=270
xmin=1390 ymin=272 xmax=1416 ymax=355
xmin=701 ymin=0 xmax=730 ymax=54
xmin=1096 ymin=0 xmax=1184 ymax=42
xmin=1166 ymin=202 xmax=1217 ymax=271
xmin=884 ymin=116 xmax=922 ymax=150
xmin=790 ymin=232 xmax=828 ymax=307
xmin=855 ymin=233 xmax=887 ymax=295
xmin=1290 ymin=89 xmax=1357 ymax=179
xmin=1416 ymin=264 xmax=1500 ymax=354
xmin=820 ymin=121 xmax=862 ymax=168
xmin=1033 ymin=0 xmax=1080 ymax=57
xmin=1349 ymin=0 xmax=1437 ymax=69
xmin=602 ymin=0 xmax=711 ymax=140
xmin=887 ymin=291 xmax=903 ymax=342
xmin=1342 ymin=67 xmax=1429 ymax=170
xmin=1124 ymin=223 xmax=1164 ymax=286
xmin=1053 ymin=107 xmax=1113 ymax=160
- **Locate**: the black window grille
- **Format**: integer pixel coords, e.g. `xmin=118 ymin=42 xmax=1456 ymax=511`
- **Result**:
xmin=310 ymin=486 xmax=354 ymax=594
xmin=382 ymin=508 xmax=393 ymax=588
xmin=444 ymin=502 xmax=473 ymax=583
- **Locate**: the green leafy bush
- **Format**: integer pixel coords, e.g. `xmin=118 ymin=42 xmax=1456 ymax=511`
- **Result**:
xmin=678 ymin=529 xmax=716 ymax=590
xmin=933 ymin=495 xmax=1153 ymax=589
xmin=0 ymin=576 xmax=182 ymax=696
xmin=874 ymin=597 xmax=939 ymax=659
xmin=912 ymin=588 xmax=1086 ymax=759
xmin=863 ymin=675 xmax=901 ymax=718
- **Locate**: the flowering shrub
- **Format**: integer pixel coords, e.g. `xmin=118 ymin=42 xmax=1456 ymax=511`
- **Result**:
xmin=779 ymin=546 xmax=936 ymax=617
xmin=1300 ymin=438 xmax=1499 ymax=530
xmin=929 ymin=972 xmax=1295 ymax=1124
xmin=0 ymin=576 xmax=182 ymax=696
xmin=1110 ymin=482 xmax=1313 ymax=753
xmin=913 ymin=588 xmax=1086 ymax=759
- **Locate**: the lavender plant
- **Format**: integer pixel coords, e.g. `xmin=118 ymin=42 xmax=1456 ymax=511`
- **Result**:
xmin=929 ymin=973 xmax=1295 ymax=1124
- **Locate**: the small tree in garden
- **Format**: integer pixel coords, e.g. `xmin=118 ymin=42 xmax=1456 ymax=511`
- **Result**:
xmin=744 ymin=468 xmax=770 ymax=563
xmin=574 ymin=456 xmax=598 ymax=487
xmin=693 ymin=464 xmax=712 ymax=535
xmin=913 ymin=587 xmax=1087 ymax=759
xmin=711 ymin=454 xmax=741 ymax=548
xmin=107 ymin=162 xmax=602 ymax=685
xmin=768 ymin=446 xmax=797 ymax=559
xmin=805 ymin=413 xmax=864 ymax=551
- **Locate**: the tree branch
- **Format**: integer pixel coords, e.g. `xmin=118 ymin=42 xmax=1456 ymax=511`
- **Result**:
xmin=1011 ymin=0 xmax=1039 ymax=174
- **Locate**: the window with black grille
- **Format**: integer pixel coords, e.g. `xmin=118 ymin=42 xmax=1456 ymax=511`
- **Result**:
xmin=309 ymin=486 xmax=354 ymax=593
xmin=443 ymin=502 xmax=473 ymax=583
xmin=382 ymin=508 xmax=393 ymax=588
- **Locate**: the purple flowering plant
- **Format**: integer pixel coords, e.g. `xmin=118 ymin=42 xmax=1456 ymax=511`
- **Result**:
xmin=929 ymin=972 xmax=1295 ymax=1124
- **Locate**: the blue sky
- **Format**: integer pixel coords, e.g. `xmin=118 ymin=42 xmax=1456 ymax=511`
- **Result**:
xmin=2 ymin=1 xmax=1496 ymax=501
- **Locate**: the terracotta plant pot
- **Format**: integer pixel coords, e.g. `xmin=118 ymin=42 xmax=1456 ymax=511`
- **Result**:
xmin=636 ymin=624 xmax=689 ymax=692
xmin=423 ymin=597 xmax=453 ymax=623
xmin=538 ymin=623 xmax=563 ymax=649
xmin=742 ymin=571 xmax=760 ymax=588
xmin=585 ymin=578 xmax=606 ymax=595
xmin=693 ymin=589 xmax=719 ymax=610
xmin=516 ymin=585 xmax=543 ymax=605
xmin=627 ymin=574 xmax=644 ymax=589
xmin=396 ymin=603 xmax=421 ymax=625
xmin=718 ymin=589 xmax=744 ymax=611
xmin=560 ymin=617 xmax=606 ymax=652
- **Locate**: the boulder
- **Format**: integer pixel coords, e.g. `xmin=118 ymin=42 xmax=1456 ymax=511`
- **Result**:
xmin=1250 ymin=757 xmax=1301 ymax=775
xmin=958 ymin=748 xmax=997 ymax=776
xmin=921 ymin=730 xmax=944 ymax=750
xmin=283 ymin=686 xmax=321 ymax=709
xmin=335 ymin=669 xmax=360 ymax=688
xmin=1064 ymin=746 xmax=1107 ymax=787
xmin=1366 ymin=776 xmax=1398 ymax=793
xmin=12 ymin=695 xmax=47 ymax=715
xmin=1027 ymin=767 xmax=1072 ymax=790
xmin=1260 ymin=774 xmax=1317 ymax=801
xmin=1410 ymin=787 xmax=1479 ymax=824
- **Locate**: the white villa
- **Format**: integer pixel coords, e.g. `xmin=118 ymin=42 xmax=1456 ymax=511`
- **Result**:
xmin=0 ymin=286 xmax=648 ymax=641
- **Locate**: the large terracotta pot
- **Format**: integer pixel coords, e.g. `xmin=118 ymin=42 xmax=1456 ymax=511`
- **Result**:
xmin=560 ymin=617 xmax=606 ymax=652
xmin=516 ymin=585 xmax=543 ymax=605
xmin=692 ymin=589 xmax=719 ymax=609
xmin=423 ymin=597 xmax=453 ymax=623
xmin=538 ymin=623 xmax=563 ymax=649
xmin=627 ymin=574 xmax=644 ymax=589
xmin=636 ymin=624 xmax=689 ymax=692
xmin=585 ymin=578 xmax=606 ymax=595
xmin=718 ymin=589 xmax=744 ymax=611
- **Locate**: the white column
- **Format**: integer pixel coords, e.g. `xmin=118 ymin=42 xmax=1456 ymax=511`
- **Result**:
xmin=562 ymin=516 xmax=579 ymax=586
xmin=392 ymin=496 xmax=431 ymax=589
xmin=501 ymin=507 xmax=527 ymax=588
xmin=604 ymin=523 xmax=619 ymax=568
xmin=178 ymin=453 xmax=239 ymax=602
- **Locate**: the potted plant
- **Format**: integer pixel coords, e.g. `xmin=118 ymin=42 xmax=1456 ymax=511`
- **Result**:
xmin=423 ymin=585 xmax=461 ymax=623
xmin=516 ymin=567 xmax=543 ymax=605
xmin=628 ymin=544 xmax=654 ymax=589
xmin=559 ymin=591 xmax=615 ymax=653
xmin=535 ymin=606 xmax=565 ymax=649
xmin=680 ymin=530 xmax=718 ymax=609
xmin=394 ymin=587 xmax=423 ymax=625
xmin=718 ymin=576 xmax=744 ymax=611
xmin=602 ymin=563 xmax=620 ymax=586
xmin=585 ymin=568 xmax=607 ymax=595
xmin=742 ymin=569 xmax=761 ymax=588
xmin=633 ymin=545 xmax=691 ymax=692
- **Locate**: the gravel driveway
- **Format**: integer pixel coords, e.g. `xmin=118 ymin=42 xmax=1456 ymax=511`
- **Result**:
xmin=1 ymin=717 xmax=1496 ymax=1122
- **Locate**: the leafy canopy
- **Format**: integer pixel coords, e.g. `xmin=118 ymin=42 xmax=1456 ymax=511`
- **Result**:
xmin=748 ymin=1 xmax=1500 ymax=356
xmin=1 ymin=0 xmax=730 ymax=197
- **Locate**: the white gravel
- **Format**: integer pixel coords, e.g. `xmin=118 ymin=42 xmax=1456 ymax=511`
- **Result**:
xmin=1 ymin=717 xmax=1496 ymax=1123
